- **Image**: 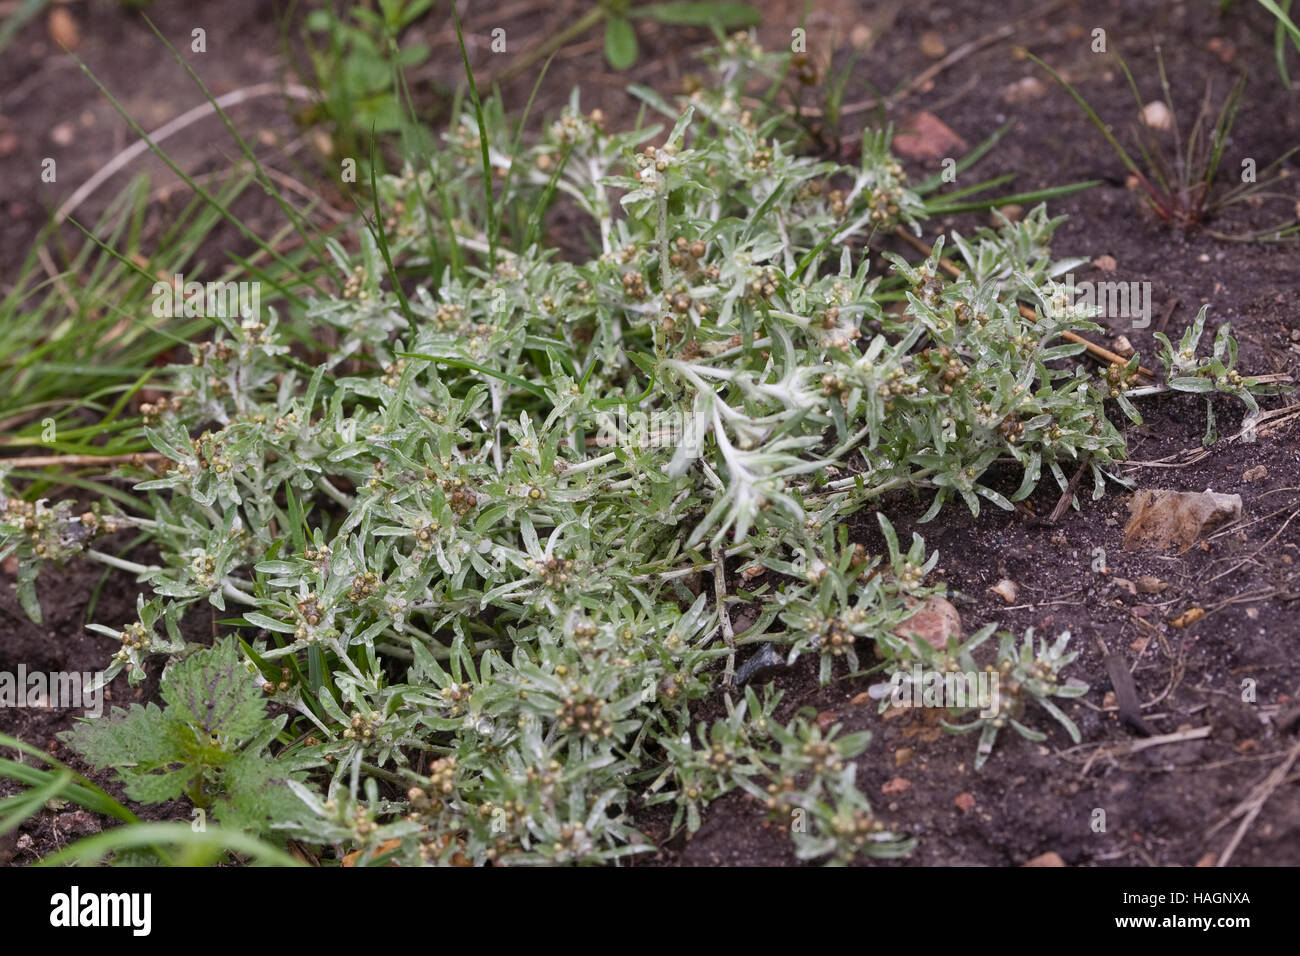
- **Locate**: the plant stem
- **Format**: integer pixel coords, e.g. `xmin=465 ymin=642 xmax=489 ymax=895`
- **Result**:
xmin=86 ymin=549 xmax=158 ymax=576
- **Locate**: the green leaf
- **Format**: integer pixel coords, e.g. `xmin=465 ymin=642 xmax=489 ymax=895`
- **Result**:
xmin=216 ymin=747 xmax=306 ymax=838
xmin=16 ymin=561 xmax=41 ymax=624
xmin=243 ymin=611 xmax=298 ymax=634
xmin=63 ymin=703 xmax=177 ymax=771
xmin=605 ymin=15 xmax=639 ymax=70
xmin=162 ymin=639 xmax=265 ymax=741
xmin=123 ymin=764 xmax=194 ymax=805
xmin=1036 ymin=698 xmax=1081 ymax=743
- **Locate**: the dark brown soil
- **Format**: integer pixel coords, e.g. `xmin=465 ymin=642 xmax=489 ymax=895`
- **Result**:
xmin=0 ymin=540 xmax=192 ymax=865
xmin=4 ymin=0 xmax=1299 ymax=867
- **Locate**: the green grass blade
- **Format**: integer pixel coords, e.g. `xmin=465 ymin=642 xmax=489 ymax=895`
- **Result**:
xmin=913 ymin=119 xmax=1014 ymax=194
xmin=1027 ymin=53 xmax=1145 ymax=179
xmin=139 ymin=14 xmax=342 ymax=288
xmin=0 ymin=734 xmax=139 ymax=825
xmin=923 ymin=180 xmax=1101 ymax=216
xmin=66 ymin=54 xmax=321 ymax=302
xmin=452 ymin=5 xmax=498 ymax=269
xmin=35 ymin=822 xmax=304 ymax=867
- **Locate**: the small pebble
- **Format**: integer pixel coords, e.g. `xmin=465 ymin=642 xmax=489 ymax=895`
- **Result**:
xmin=919 ymin=31 xmax=947 ymax=59
xmin=1141 ymin=100 xmax=1173 ymax=131
xmin=1001 ymin=76 xmax=1046 ymax=104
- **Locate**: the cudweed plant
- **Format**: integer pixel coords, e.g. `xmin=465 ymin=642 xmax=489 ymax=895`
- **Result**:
xmin=0 ymin=36 xmax=1280 ymax=864
xmin=956 ymin=629 xmax=1088 ymax=771
xmin=895 ymin=626 xmax=1089 ymax=772
xmin=1153 ymin=305 xmax=1280 ymax=411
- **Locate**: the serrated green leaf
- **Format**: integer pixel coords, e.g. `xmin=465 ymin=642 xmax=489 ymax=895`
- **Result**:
xmin=161 ymin=640 xmax=265 ymax=742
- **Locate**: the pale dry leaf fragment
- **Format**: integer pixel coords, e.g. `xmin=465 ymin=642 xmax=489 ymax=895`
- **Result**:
xmin=989 ymin=578 xmax=1018 ymax=604
xmin=990 ymin=204 xmax=1023 ymax=227
xmin=1001 ymin=76 xmax=1047 ymax=104
xmin=48 ymin=7 xmax=81 ymax=51
xmin=892 ymin=112 xmax=967 ymax=160
xmin=1122 ymin=488 xmax=1242 ymax=551
xmin=1206 ymin=37 xmax=1236 ymax=64
xmin=1136 ymin=575 xmax=1167 ymax=594
xmin=881 ymin=703 xmax=912 ymax=721
xmin=1171 ymin=607 xmax=1206 ymax=628
xmin=919 ymin=31 xmax=947 ymax=59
